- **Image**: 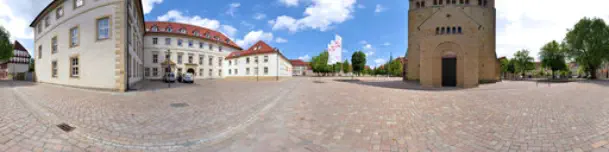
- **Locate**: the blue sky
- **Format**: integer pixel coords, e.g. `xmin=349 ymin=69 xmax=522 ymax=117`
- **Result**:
xmin=3 ymin=0 xmax=609 ymax=67
xmin=144 ymin=0 xmax=409 ymax=67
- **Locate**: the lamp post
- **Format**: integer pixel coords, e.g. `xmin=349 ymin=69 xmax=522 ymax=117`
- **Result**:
xmin=166 ymin=49 xmax=171 ymax=88
xmin=276 ymin=48 xmax=280 ymax=81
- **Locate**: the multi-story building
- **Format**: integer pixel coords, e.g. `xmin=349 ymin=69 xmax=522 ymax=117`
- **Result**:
xmin=406 ymin=0 xmax=500 ymax=87
xmin=142 ymin=21 xmax=242 ymax=79
xmin=290 ymin=59 xmax=310 ymax=76
xmin=30 ymin=0 xmax=145 ymax=91
xmin=225 ymin=41 xmax=293 ymax=80
xmin=0 ymin=41 xmax=31 ymax=79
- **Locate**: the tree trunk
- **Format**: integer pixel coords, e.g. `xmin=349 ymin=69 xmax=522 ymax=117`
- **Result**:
xmin=551 ymin=70 xmax=555 ymax=79
xmin=590 ymin=67 xmax=598 ymax=79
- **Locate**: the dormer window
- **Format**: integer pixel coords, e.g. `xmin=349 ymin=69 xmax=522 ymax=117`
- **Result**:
xmin=214 ymin=36 xmax=220 ymax=41
xmin=193 ymin=31 xmax=200 ymax=36
xmin=151 ymin=26 xmax=158 ymax=32
xmin=179 ymin=28 xmax=186 ymax=34
xmin=166 ymin=27 xmax=173 ymax=32
xmin=225 ymin=39 xmax=230 ymax=43
xmin=205 ymin=33 xmax=210 ymax=38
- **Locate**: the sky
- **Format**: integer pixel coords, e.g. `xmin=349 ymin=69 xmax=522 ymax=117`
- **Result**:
xmin=1 ymin=0 xmax=609 ymax=67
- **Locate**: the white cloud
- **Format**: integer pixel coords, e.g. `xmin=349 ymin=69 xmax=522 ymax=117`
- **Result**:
xmin=157 ymin=10 xmax=222 ymax=30
xmin=357 ymin=4 xmax=366 ymax=9
xmin=226 ymin=3 xmax=241 ymax=17
xmin=298 ymin=54 xmax=311 ymax=61
xmin=279 ymin=0 xmax=300 ymax=7
xmin=236 ymin=30 xmax=274 ymax=48
xmin=220 ymin=25 xmax=237 ymax=38
xmin=495 ymin=0 xmax=609 ymax=60
xmin=382 ymin=42 xmax=391 ymax=46
xmin=270 ymin=0 xmax=357 ymax=32
xmin=0 ymin=0 xmax=51 ymax=53
xmin=142 ymin=0 xmax=163 ymax=14
xmin=364 ymin=44 xmax=372 ymax=49
xmin=375 ymin=4 xmax=386 ymax=13
xmin=366 ymin=51 xmax=375 ymax=56
xmin=374 ymin=58 xmax=386 ymax=67
xmin=275 ymin=37 xmax=288 ymax=43
xmin=253 ymin=13 xmax=267 ymax=20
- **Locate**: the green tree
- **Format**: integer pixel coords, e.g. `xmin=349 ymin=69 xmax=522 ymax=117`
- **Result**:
xmin=0 ymin=26 xmax=13 ymax=61
xmin=342 ymin=59 xmax=352 ymax=73
xmin=388 ymin=59 xmax=403 ymax=76
xmin=513 ymin=49 xmax=535 ymax=78
xmin=564 ymin=17 xmax=609 ymax=79
xmin=310 ymin=51 xmax=330 ymax=76
xmin=29 ymin=59 xmax=35 ymax=72
xmin=351 ymin=51 xmax=366 ymax=76
xmin=539 ymin=40 xmax=568 ymax=79
xmin=499 ymin=58 xmax=510 ymax=78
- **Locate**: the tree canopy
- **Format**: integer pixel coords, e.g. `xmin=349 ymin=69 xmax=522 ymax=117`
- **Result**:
xmin=564 ymin=17 xmax=609 ymax=79
xmin=513 ymin=49 xmax=535 ymax=77
xmin=539 ymin=40 xmax=568 ymax=78
xmin=351 ymin=51 xmax=366 ymax=76
xmin=0 ymin=26 xmax=13 ymax=61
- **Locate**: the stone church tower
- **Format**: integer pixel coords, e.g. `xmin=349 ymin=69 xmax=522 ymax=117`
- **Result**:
xmin=406 ymin=0 xmax=500 ymax=88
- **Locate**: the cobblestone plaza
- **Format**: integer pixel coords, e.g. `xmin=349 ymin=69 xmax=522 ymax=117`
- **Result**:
xmin=1 ymin=78 xmax=609 ymax=152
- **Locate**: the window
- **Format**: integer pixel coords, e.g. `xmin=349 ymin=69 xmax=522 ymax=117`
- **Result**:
xmin=452 ymin=0 xmax=456 ymax=4
xmin=188 ymin=55 xmax=193 ymax=64
xmin=254 ymin=67 xmax=259 ymax=75
xmin=452 ymin=27 xmax=457 ymax=34
xmin=421 ymin=1 xmax=425 ymax=7
xmin=74 ymin=0 xmax=84 ymax=8
xmin=439 ymin=0 xmax=443 ymax=5
xmin=246 ymin=57 xmax=250 ymax=64
xmin=56 ymin=6 xmax=64 ymax=19
xmin=199 ymin=42 xmax=204 ymax=48
xmin=199 ymin=56 xmax=204 ymax=65
xmin=234 ymin=59 xmax=238 ymax=65
xmin=165 ymin=38 xmax=171 ymax=45
xmin=483 ymin=0 xmax=487 ymax=6
xmin=433 ymin=0 xmax=438 ymax=5
xmin=177 ymin=54 xmax=183 ymax=64
xmin=179 ymin=28 xmax=186 ymax=34
xmin=458 ymin=27 xmax=462 ymax=34
xmin=229 ymin=69 xmax=232 ymax=75
xmin=177 ymin=68 xmax=182 ymax=74
xmin=188 ymin=40 xmax=193 ymax=47
xmin=165 ymin=53 xmax=170 ymax=61
xmin=235 ymin=69 xmax=238 ymax=75
xmin=436 ymin=27 xmax=440 ymax=35
xmin=199 ymin=69 xmax=203 ymax=76
xmin=218 ymin=57 xmax=223 ymax=66
xmin=415 ymin=2 xmax=420 ymax=8
xmin=37 ymin=24 xmax=42 ymax=34
xmin=208 ymin=44 xmax=213 ymax=50
xmin=153 ymin=68 xmax=158 ymax=76
xmin=246 ymin=68 xmax=250 ymax=75
xmin=229 ymin=60 xmax=232 ymax=66
xmin=219 ymin=46 xmax=223 ymax=52
xmin=459 ymin=0 xmax=464 ymax=4
xmin=51 ymin=36 xmax=58 ymax=54
xmin=70 ymin=57 xmax=79 ymax=78
xmin=97 ymin=17 xmax=110 ymax=40
xmin=70 ymin=26 xmax=79 ymax=47
xmin=465 ymin=0 xmax=470 ymax=4
xmin=209 ymin=69 xmax=212 ymax=76
xmin=151 ymin=26 xmax=158 ymax=32
xmin=152 ymin=38 xmax=158 ymax=45
xmin=44 ymin=16 xmax=50 ymax=28
xmin=194 ymin=31 xmax=200 ymax=36
xmin=166 ymin=27 xmax=173 ymax=32
xmin=225 ymin=39 xmax=230 ymax=43
xmin=178 ymin=39 xmax=183 ymax=46
xmin=219 ymin=69 xmax=222 ymax=76
xmin=264 ymin=56 xmax=269 ymax=63
xmin=264 ymin=67 xmax=269 ymax=75
xmin=145 ymin=68 xmax=150 ymax=77
xmin=446 ymin=27 xmax=451 ymax=34
xmin=208 ymin=56 xmax=213 ymax=66
xmin=38 ymin=45 xmax=42 ymax=59
xmin=255 ymin=56 xmax=259 ymax=63
xmin=52 ymin=61 xmax=58 ymax=78
xmin=204 ymin=33 xmax=210 ymax=38
xmin=152 ymin=54 xmax=158 ymax=63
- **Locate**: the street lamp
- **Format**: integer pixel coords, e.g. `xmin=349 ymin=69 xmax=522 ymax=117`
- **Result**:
xmin=276 ymin=48 xmax=280 ymax=81
xmin=166 ymin=49 xmax=171 ymax=88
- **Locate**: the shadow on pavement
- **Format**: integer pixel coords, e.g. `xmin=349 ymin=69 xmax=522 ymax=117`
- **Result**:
xmin=131 ymin=80 xmax=207 ymax=92
xmin=0 ymin=80 xmax=37 ymax=88
xmin=333 ymin=79 xmax=464 ymax=91
xmin=574 ymin=79 xmax=609 ymax=87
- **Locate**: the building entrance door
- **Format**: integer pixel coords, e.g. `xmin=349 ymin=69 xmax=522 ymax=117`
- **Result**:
xmin=442 ymin=57 xmax=457 ymax=87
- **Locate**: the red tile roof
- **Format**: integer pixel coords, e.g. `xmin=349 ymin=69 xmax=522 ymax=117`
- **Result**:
xmin=225 ymin=41 xmax=289 ymax=62
xmin=289 ymin=59 xmax=308 ymax=66
xmin=144 ymin=21 xmax=242 ymax=50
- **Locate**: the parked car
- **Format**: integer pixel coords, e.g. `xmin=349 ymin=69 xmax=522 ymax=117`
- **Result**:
xmin=182 ymin=73 xmax=194 ymax=83
xmin=163 ymin=73 xmax=176 ymax=83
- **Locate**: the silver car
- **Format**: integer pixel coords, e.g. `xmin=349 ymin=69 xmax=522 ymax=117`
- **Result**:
xmin=182 ymin=73 xmax=194 ymax=83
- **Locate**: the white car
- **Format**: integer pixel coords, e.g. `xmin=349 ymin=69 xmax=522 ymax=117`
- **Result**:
xmin=163 ymin=73 xmax=176 ymax=83
xmin=182 ymin=73 xmax=194 ymax=83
